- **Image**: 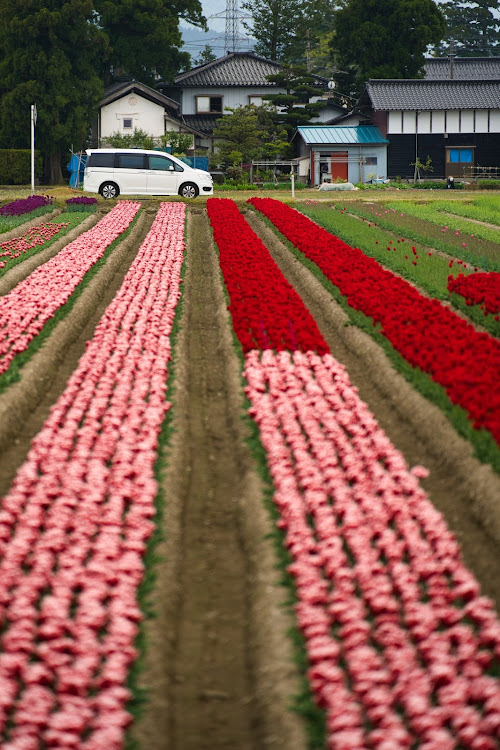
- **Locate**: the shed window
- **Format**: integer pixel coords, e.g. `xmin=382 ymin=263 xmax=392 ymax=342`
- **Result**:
xmin=123 ymin=118 xmax=133 ymax=129
xmin=365 ymin=156 xmax=378 ymax=165
xmin=196 ymin=96 xmax=223 ymax=114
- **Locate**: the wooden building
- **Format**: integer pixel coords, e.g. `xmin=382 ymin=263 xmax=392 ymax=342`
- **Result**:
xmin=358 ymin=60 xmax=500 ymax=180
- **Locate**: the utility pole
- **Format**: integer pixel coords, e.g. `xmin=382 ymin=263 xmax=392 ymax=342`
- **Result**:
xmin=306 ymin=29 xmax=311 ymax=72
xmin=31 ymin=104 xmax=37 ymax=194
xmin=448 ymin=38 xmax=455 ymax=80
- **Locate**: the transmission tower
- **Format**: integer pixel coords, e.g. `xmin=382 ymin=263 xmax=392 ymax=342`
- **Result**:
xmin=225 ymin=0 xmax=239 ymax=54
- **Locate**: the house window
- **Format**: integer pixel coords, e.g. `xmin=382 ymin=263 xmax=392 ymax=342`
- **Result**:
xmin=196 ymin=96 xmax=223 ymax=114
xmin=123 ymin=118 xmax=133 ymax=129
xmin=365 ymin=157 xmax=378 ymax=166
xmin=249 ymin=96 xmax=263 ymax=106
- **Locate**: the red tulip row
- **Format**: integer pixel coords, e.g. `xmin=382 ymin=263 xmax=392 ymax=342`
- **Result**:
xmin=244 ymin=349 xmax=500 ymax=750
xmin=207 ymin=199 xmax=500 ymax=748
xmin=448 ymin=271 xmax=500 ymax=316
xmin=0 ymin=201 xmax=141 ymax=377
xmin=0 ymin=202 xmax=186 ymax=749
xmin=0 ymin=222 xmax=69 ymax=270
xmin=248 ymin=197 xmax=500 ymax=445
xmin=206 ymin=198 xmax=328 ymax=353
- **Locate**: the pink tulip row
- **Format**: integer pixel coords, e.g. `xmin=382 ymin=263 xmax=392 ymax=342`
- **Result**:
xmin=0 ymin=201 xmax=186 ymax=749
xmin=244 ymin=348 xmax=500 ymax=750
xmin=0 ymin=222 xmax=70 ymax=270
xmin=0 ymin=201 xmax=141 ymax=377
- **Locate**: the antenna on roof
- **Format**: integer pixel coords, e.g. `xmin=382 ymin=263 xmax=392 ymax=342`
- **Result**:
xmin=448 ymin=39 xmax=455 ymax=80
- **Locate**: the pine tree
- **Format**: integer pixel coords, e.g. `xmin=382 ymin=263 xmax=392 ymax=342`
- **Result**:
xmin=263 ymin=65 xmax=327 ymax=150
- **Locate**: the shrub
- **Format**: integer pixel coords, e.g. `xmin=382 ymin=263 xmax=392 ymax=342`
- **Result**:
xmin=0 ymin=150 xmax=43 ymax=185
xmin=476 ymin=179 xmax=500 ymax=190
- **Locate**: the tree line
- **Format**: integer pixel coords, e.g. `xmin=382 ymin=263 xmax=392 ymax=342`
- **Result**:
xmin=0 ymin=0 xmax=206 ymax=182
xmin=0 ymin=0 xmax=498 ymax=183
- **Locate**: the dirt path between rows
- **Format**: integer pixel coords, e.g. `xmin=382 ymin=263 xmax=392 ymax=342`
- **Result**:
xmin=130 ymin=208 xmax=307 ymax=750
xmin=244 ymin=207 xmax=500 ymax=608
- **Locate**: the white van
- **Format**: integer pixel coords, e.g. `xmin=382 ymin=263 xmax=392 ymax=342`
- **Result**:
xmin=83 ymin=148 xmax=213 ymax=199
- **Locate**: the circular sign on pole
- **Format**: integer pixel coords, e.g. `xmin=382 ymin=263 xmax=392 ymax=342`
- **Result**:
xmin=328 ymin=80 xmax=336 ymax=90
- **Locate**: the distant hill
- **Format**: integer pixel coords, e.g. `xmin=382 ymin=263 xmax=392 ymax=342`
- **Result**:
xmin=180 ymin=24 xmax=255 ymax=63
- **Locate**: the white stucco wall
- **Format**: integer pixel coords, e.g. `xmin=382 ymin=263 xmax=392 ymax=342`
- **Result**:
xmin=387 ymin=109 xmax=500 ymax=134
xmin=180 ymin=86 xmax=287 ymax=115
xmin=100 ymin=94 xmax=166 ymax=138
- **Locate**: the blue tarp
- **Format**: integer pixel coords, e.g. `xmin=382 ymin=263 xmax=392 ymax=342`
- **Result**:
xmin=67 ymin=154 xmax=87 ymax=188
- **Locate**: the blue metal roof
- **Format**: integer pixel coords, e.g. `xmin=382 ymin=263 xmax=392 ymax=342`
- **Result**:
xmin=297 ymin=125 xmax=388 ymax=145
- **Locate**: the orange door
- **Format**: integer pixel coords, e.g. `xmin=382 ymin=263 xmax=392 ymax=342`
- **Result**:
xmin=331 ymin=152 xmax=348 ymax=181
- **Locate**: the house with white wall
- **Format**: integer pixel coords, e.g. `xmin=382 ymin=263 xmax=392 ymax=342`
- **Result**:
xmin=156 ymin=51 xmax=344 ymax=151
xmin=93 ymin=78 xmax=205 ymax=150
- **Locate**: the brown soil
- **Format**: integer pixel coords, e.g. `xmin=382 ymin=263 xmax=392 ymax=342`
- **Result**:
xmin=129 ymin=209 xmax=307 ymax=750
xmin=0 ymin=203 xmax=499 ymax=750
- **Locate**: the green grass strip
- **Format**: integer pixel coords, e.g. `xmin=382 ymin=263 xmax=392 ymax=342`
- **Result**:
xmin=0 ymin=210 xmax=142 ymax=395
xmin=298 ymin=203 xmax=500 ymax=339
xmin=384 ymin=199 xmax=500 ymax=250
xmin=0 ymin=205 xmax=58 ymax=234
xmin=248 ymin=204 xmax=500 ymax=477
xmin=0 ymin=212 xmax=90 ymax=280
xmin=428 ymin=195 xmax=500 ymax=227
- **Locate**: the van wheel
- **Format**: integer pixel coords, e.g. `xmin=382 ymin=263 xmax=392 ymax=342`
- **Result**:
xmin=100 ymin=182 xmax=119 ymax=199
xmin=179 ymin=182 xmax=199 ymax=199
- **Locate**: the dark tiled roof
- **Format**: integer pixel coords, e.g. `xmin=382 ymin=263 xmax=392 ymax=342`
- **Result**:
xmin=182 ymin=114 xmax=223 ymax=135
xmin=175 ymin=51 xmax=328 ymax=88
xmin=366 ymin=79 xmax=500 ymax=110
xmin=100 ymin=80 xmax=179 ymax=111
xmin=424 ymin=57 xmax=500 ymax=80
xmin=175 ymin=52 xmax=282 ymax=87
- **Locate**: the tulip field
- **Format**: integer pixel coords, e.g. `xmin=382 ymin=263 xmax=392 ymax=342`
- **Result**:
xmin=0 ymin=193 xmax=499 ymax=749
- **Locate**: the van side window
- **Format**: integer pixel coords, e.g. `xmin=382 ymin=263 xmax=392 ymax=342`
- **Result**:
xmin=87 ymin=153 xmax=116 ymax=168
xmin=117 ymin=154 xmax=146 ymax=169
xmin=149 ymin=155 xmax=184 ymax=172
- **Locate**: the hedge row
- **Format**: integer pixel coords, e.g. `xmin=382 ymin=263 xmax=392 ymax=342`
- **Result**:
xmin=0 ymin=149 xmax=43 ymax=185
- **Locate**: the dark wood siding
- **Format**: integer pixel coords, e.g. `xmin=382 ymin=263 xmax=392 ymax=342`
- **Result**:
xmin=387 ymin=133 xmax=500 ymax=179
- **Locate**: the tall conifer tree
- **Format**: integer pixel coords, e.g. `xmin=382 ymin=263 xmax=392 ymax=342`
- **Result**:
xmin=435 ymin=1 xmax=500 ymax=56
xmin=0 ymin=0 xmax=108 ymax=183
xmin=329 ymin=0 xmax=446 ymax=96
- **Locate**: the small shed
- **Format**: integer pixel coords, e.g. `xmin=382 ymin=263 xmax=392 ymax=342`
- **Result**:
xmin=296 ymin=125 xmax=389 ymax=186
